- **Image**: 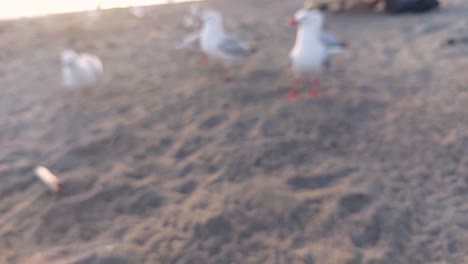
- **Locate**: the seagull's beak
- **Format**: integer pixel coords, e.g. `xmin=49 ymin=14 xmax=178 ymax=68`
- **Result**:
xmin=288 ymin=17 xmax=298 ymax=26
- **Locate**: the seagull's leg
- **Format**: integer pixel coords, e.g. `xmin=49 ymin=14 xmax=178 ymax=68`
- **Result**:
xmin=219 ymin=61 xmax=234 ymax=82
xmin=82 ymin=85 xmax=94 ymax=97
xmin=62 ymin=101 xmax=73 ymax=111
xmin=288 ymin=77 xmax=300 ymax=101
xmin=200 ymin=52 xmax=209 ymax=65
xmin=220 ymin=66 xmax=232 ymax=82
xmin=309 ymin=77 xmax=320 ymax=99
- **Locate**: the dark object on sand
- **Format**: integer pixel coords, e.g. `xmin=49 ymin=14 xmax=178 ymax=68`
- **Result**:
xmin=307 ymin=0 xmax=438 ymax=13
xmin=307 ymin=0 xmax=384 ymax=12
xmin=443 ymin=37 xmax=468 ymax=47
xmin=385 ymin=0 xmax=439 ymax=13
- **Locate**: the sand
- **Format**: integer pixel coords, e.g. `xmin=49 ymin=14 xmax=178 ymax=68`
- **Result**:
xmin=1 ymin=0 xmax=468 ymax=263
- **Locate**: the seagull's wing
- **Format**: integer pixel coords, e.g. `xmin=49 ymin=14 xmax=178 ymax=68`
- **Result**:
xmin=80 ymin=53 xmax=103 ymax=74
xmin=321 ymin=31 xmax=340 ymax=46
xmin=218 ymin=35 xmax=254 ymax=58
xmin=321 ymin=30 xmax=346 ymax=54
xmin=176 ymin=31 xmax=201 ymax=49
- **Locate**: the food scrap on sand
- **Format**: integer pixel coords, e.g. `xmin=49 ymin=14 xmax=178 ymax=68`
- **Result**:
xmin=35 ymin=166 xmax=63 ymax=193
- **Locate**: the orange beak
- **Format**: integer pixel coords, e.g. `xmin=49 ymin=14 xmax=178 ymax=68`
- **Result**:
xmin=288 ymin=17 xmax=298 ymax=26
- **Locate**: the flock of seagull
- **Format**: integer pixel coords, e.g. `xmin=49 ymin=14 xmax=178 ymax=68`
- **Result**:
xmin=61 ymin=4 xmax=346 ymax=101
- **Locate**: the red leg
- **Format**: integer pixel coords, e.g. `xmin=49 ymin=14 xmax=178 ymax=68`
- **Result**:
xmin=288 ymin=77 xmax=300 ymax=101
xmin=200 ymin=52 xmax=209 ymax=65
xmin=220 ymin=67 xmax=232 ymax=82
xmin=63 ymin=102 xmax=73 ymax=110
xmin=309 ymin=77 xmax=320 ymax=99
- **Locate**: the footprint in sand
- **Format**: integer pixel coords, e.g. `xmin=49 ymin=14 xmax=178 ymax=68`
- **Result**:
xmin=287 ymin=168 xmax=356 ymax=191
xmin=338 ymin=193 xmax=372 ymax=218
xmin=174 ymin=180 xmax=198 ymax=194
xmin=73 ymin=254 xmax=135 ymax=264
xmin=224 ymin=116 xmax=258 ymax=144
xmin=36 ymin=185 xmax=164 ymax=243
xmin=145 ymin=137 xmax=173 ymax=156
xmin=198 ymin=114 xmax=228 ymax=131
xmin=174 ymin=136 xmax=211 ymax=161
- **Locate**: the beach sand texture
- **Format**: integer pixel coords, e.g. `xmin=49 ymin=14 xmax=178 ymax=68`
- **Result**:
xmin=1 ymin=0 xmax=468 ymax=263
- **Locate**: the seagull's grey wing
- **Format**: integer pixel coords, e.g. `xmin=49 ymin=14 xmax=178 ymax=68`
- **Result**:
xmin=218 ymin=35 xmax=253 ymax=58
xmin=321 ymin=30 xmax=346 ymax=53
xmin=321 ymin=31 xmax=337 ymax=45
xmin=321 ymin=31 xmax=343 ymax=46
xmin=184 ymin=32 xmax=201 ymax=48
xmin=176 ymin=31 xmax=200 ymax=49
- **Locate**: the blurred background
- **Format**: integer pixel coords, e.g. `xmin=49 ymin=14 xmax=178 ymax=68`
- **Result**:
xmin=0 ymin=0 xmax=197 ymax=19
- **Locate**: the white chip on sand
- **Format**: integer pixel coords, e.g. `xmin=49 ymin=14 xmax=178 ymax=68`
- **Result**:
xmin=35 ymin=166 xmax=62 ymax=193
xmin=61 ymin=49 xmax=104 ymax=90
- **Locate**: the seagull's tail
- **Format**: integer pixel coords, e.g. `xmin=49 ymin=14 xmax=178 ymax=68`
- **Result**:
xmin=442 ymin=37 xmax=468 ymax=47
xmin=175 ymin=40 xmax=198 ymax=50
xmin=175 ymin=42 xmax=189 ymax=50
xmin=328 ymin=41 xmax=348 ymax=54
xmin=249 ymin=45 xmax=258 ymax=55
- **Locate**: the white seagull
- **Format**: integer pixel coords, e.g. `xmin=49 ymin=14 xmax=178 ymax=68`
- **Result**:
xmin=200 ymin=10 xmax=256 ymax=80
xmin=183 ymin=4 xmax=203 ymax=29
xmin=176 ymin=5 xmax=207 ymax=63
xmin=61 ymin=49 xmax=103 ymax=90
xmin=176 ymin=31 xmax=212 ymax=65
xmin=288 ymin=8 xmax=346 ymax=100
xmin=178 ymin=5 xmax=204 ymax=49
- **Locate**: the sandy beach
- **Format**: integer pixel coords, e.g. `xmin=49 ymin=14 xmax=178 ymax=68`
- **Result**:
xmin=1 ymin=0 xmax=468 ymax=263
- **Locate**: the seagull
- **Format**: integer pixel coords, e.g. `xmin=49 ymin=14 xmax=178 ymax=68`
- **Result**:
xmin=200 ymin=10 xmax=256 ymax=80
xmin=61 ymin=49 xmax=103 ymax=90
xmin=288 ymin=8 xmax=346 ymax=100
xmin=183 ymin=4 xmax=203 ymax=29
xmin=177 ymin=5 xmax=207 ymax=63
xmin=130 ymin=6 xmax=145 ymax=18
xmin=176 ymin=30 xmax=212 ymax=64
xmin=87 ymin=1 xmax=102 ymax=21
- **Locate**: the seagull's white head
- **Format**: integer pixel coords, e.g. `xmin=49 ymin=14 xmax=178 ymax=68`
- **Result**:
xmin=189 ymin=4 xmax=203 ymax=25
xmin=202 ymin=10 xmax=223 ymax=27
xmin=61 ymin=49 xmax=78 ymax=66
xmin=190 ymin=4 xmax=200 ymax=16
xmin=289 ymin=9 xmax=324 ymax=29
